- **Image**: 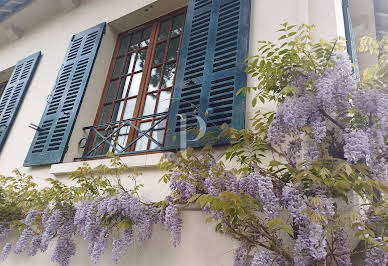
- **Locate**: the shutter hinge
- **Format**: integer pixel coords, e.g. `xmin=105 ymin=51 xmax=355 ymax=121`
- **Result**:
xmin=71 ymin=34 xmax=75 ymax=41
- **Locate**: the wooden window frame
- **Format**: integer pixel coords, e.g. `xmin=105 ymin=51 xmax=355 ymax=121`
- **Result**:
xmin=88 ymin=7 xmax=187 ymax=157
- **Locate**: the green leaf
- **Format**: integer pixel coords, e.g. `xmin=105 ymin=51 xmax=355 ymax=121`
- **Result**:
xmin=188 ymin=194 xmax=202 ymax=203
xmin=268 ymin=218 xmax=294 ymax=237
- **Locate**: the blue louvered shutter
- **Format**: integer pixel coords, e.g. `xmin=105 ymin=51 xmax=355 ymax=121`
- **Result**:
xmin=166 ymin=0 xmax=250 ymax=149
xmin=342 ymin=0 xmax=359 ymax=79
xmin=0 ymin=52 xmax=41 ymax=152
xmin=24 ymin=23 xmax=105 ymax=166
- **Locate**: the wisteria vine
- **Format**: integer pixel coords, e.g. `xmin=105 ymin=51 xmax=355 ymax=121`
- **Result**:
xmin=0 ymin=24 xmax=387 ymax=266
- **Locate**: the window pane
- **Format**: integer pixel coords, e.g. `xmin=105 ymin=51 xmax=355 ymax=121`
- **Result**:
xmin=118 ymin=35 xmax=129 ymax=55
xmin=129 ymin=72 xmax=142 ymax=96
xmin=158 ymin=20 xmax=171 ymax=41
xmin=116 ymin=126 xmax=130 ymax=152
xmin=153 ymin=42 xmax=166 ymax=65
xmin=140 ymin=27 xmax=152 ymax=47
xmin=99 ymin=104 xmax=112 ymax=124
xmin=90 ymin=130 xmax=105 ymax=156
xmin=129 ymin=32 xmax=140 ymax=51
xmin=157 ymin=89 xmax=172 ymax=113
xmin=105 ymin=80 xmax=118 ymax=102
xmin=122 ymin=98 xmax=136 ymax=119
xmin=167 ymin=37 xmax=180 ymax=61
xmin=135 ymin=122 xmax=151 ymax=151
xmin=134 ymin=49 xmax=148 ymax=71
xmin=117 ymin=77 xmax=130 ymax=100
xmin=113 ymin=101 xmax=123 ymax=121
xmin=172 ymin=14 xmax=185 ymax=37
xmin=162 ymin=63 xmax=176 ymax=88
xmin=150 ymin=128 xmax=165 ymax=149
xmin=123 ymin=53 xmax=135 ymax=75
xmin=143 ymin=93 xmax=157 ymax=116
xmin=103 ymin=128 xmax=113 ymax=154
xmin=112 ymin=56 xmax=124 ymax=79
xmin=148 ymin=67 xmax=162 ymax=92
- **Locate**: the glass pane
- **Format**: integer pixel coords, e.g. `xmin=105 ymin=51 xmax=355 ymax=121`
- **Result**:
xmin=116 ymin=126 xmax=130 ymax=152
xmin=140 ymin=27 xmax=152 ymax=47
xmin=123 ymin=53 xmax=135 ymax=75
xmin=103 ymin=129 xmax=113 ymax=154
xmin=113 ymin=101 xmax=123 ymax=121
xmin=157 ymin=89 xmax=172 ymax=113
xmin=122 ymin=98 xmax=136 ymax=119
xmin=148 ymin=67 xmax=162 ymax=92
xmin=162 ymin=63 xmax=176 ymax=88
xmin=143 ymin=93 xmax=157 ymax=116
xmin=134 ymin=49 xmax=148 ymax=71
xmin=99 ymin=104 xmax=112 ymax=124
xmin=150 ymin=128 xmax=165 ymax=149
xmin=172 ymin=14 xmax=185 ymax=37
xmin=117 ymin=77 xmax=130 ymax=100
xmin=158 ymin=20 xmax=171 ymax=41
xmin=112 ymin=56 xmax=124 ymax=79
xmin=129 ymin=32 xmax=140 ymax=51
xmin=118 ymin=35 xmax=129 ymax=55
xmin=167 ymin=37 xmax=180 ymax=61
xmin=105 ymin=80 xmax=118 ymax=102
xmin=90 ymin=130 xmax=104 ymax=156
xmin=153 ymin=42 xmax=166 ymax=65
xmin=135 ymin=122 xmax=152 ymax=151
xmin=129 ymin=72 xmax=142 ymax=96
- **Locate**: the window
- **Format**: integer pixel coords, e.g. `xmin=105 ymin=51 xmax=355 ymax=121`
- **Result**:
xmin=87 ymin=9 xmax=186 ymax=157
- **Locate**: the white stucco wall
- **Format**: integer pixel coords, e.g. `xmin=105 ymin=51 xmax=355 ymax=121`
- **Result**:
xmin=0 ymin=0 xmax=346 ymax=265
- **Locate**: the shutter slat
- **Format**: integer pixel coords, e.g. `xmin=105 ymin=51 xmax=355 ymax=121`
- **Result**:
xmin=0 ymin=52 xmax=41 ymax=153
xmin=24 ymin=23 xmax=105 ymax=166
xmin=166 ymin=0 xmax=250 ymax=148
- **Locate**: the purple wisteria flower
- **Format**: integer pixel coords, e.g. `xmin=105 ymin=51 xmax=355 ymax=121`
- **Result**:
xmin=14 ymin=229 xmax=32 ymax=254
xmin=40 ymin=209 xmax=63 ymax=252
xmin=286 ymin=138 xmax=302 ymax=167
xmin=0 ymin=226 xmax=11 ymax=243
xmin=239 ymin=172 xmax=280 ymax=219
xmin=163 ymin=203 xmax=183 ymax=247
xmin=344 ymin=130 xmax=370 ymax=163
xmin=90 ymin=228 xmax=109 ymax=263
xmin=333 ymin=230 xmax=351 ymax=266
xmin=28 ymin=236 xmax=41 ymax=257
xmin=24 ymin=209 xmax=40 ymax=226
xmin=365 ymin=238 xmax=388 ymax=266
xmin=316 ymin=51 xmax=356 ymax=112
xmin=169 ymin=170 xmax=196 ymax=200
xmin=233 ymin=246 xmax=249 ymax=266
xmin=252 ymin=251 xmax=286 ymax=266
xmin=1 ymin=243 xmax=12 ymax=260
xmin=51 ymin=217 xmax=76 ymax=266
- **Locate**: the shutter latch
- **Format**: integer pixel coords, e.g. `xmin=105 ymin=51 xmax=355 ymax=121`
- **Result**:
xmin=28 ymin=123 xmax=41 ymax=131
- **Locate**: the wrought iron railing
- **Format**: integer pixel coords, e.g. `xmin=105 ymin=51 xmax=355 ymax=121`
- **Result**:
xmin=77 ymin=112 xmax=169 ymax=160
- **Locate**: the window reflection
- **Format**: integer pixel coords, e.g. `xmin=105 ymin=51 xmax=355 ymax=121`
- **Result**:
xmin=157 ymin=89 xmax=172 ymax=113
xmin=143 ymin=93 xmax=157 ymax=116
xmin=158 ymin=20 xmax=171 ymax=41
xmin=135 ymin=122 xmax=152 ymax=151
xmin=148 ymin=67 xmax=162 ymax=91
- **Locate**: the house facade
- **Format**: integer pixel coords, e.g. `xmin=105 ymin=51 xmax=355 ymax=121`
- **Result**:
xmin=0 ymin=0 xmax=383 ymax=265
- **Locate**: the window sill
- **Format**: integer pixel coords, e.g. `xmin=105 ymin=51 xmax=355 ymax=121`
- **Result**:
xmin=49 ymin=152 xmax=169 ymax=176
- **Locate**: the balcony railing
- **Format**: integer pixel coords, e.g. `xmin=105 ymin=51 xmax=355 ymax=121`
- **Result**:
xmin=77 ymin=112 xmax=169 ymax=160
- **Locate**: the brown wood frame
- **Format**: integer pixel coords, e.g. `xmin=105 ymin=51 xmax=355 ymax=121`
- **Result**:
xmin=88 ymin=7 xmax=187 ymax=156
